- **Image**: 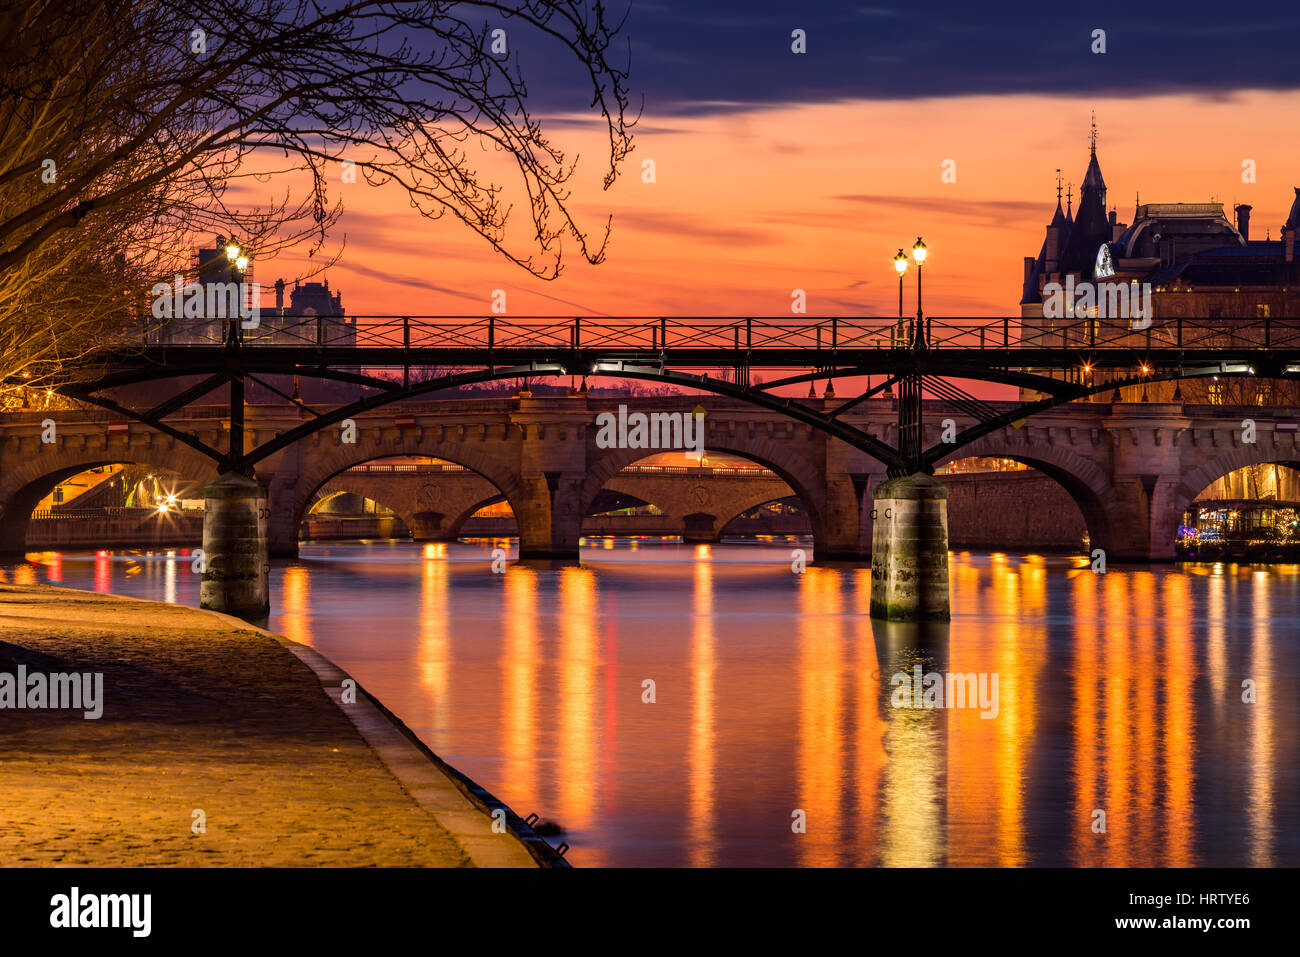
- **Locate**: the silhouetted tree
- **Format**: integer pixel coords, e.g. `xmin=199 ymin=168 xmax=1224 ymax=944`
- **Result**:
xmin=0 ymin=0 xmax=634 ymax=396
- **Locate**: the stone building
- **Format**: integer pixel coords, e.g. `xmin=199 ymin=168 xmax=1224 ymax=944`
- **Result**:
xmin=265 ymin=277 xmax=356 ymax=351
xmin=1019 ymin=128 xmax=1300 ymax=404
xmin=155 ymin=242 xmax=356 ymax=353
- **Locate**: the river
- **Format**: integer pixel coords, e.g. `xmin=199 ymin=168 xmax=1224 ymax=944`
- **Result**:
xmin=6 ymin=540 xmax=1298 ymax=867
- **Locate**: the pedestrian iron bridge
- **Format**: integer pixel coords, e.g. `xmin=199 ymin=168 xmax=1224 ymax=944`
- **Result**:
xmin=16 ymin=314 xmax=1297 ymax=620
xmin=53 ymin=314 xmax=1300 ymax=478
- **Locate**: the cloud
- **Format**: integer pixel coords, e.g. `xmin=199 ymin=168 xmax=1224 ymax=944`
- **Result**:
xmin=831 ymin=194 xmax=1046 ymax=228
xmin=333 ymin=261 xmax=483 ymax=304
xmin=516 ymin=1 xmax=1300 ymax=117
xmin=334 ymin=260 xmax=611 ymax=316
xmin=612 ymin=209 xmax=776 ymax=246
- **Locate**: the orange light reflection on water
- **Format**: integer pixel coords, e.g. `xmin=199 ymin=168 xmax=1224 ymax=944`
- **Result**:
xmin=557 ymin=567 xmax=602 ymax=866
xmin=280 ymin=565 xmax=311 ymax=645
xmin=501 ymin=566 xmax=538 ymax=813
xmin=796 ymin=567 xmax=845 ymax=867
xmin=239 ymin=545 xmax=1299 ymax=867
xmin=419 ymin=555 xmax=450 ymax=749
xmin=687 ymin=557 xmax=716 ymax=866
xmin=1248 ymin=571 xmax=1275 ymax=866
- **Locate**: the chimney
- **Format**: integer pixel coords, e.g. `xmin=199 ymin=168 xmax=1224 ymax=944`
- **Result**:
xmin=1235 ymin=204 xmax=1252 ymax=242
xmin=274 ymin=278 xmax=285 ymax=311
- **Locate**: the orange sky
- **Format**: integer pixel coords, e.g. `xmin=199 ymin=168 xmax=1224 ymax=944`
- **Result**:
xmin=248 ymin=89 xmax=1300 ymax=321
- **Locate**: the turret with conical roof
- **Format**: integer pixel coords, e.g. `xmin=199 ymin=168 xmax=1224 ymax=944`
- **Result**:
xmin=1285 ymin=186 xmax=1300 ymax=263
xmin=1082 ymin=142 xmax=1106 ymax=209
xmin=1059 ymin=124 xmax=1112 ymax=278
xmin=1045 ymin=194 xmax=1070 ymax=275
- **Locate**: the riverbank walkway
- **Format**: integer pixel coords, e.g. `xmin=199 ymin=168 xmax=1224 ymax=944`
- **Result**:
xmin=0 ymin=584 xmax=539 ymax=867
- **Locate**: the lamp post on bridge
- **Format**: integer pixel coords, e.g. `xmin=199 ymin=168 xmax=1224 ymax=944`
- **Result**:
xmin=911 ymin=237 xmax=927 ymax=348
xmin=199 ymin=235 xmax=269 ymax=621
xmin=221 ymin=238 xmax=249 ymax=349
xmin=894 ymin=249 xmax=907 ymax=348
xmin=871 ymin=234 xmax=948 ymax=623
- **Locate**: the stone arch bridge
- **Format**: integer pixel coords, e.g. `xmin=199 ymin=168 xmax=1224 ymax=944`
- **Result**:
xmin=315 ymin=461 xmax=797 ymax=544
xmin=2 ymin=396 xmax=1294 ymax=563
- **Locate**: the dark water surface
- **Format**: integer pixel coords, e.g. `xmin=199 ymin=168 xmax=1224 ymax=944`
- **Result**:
xmin=7 ymin=541 xmax=1298 ymax=867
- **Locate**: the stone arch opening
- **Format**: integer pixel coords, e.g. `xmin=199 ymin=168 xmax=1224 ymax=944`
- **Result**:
xmin=716 ymin=495 xmax=810 ymax=540
xmin=933 ymin=441 xmax=1113 ymax=555
xmin=1166 ymin=453 xmax=1300 ymax=561
xmin=301 ymin=487 xmax=411 ymax=543
xmin=453 ymin=493 xmax=516 ymax=539
xmin=933 ymin=456 xmax=1090 ymax=552
xmin=0 ymin=450 xmax=216 ymax=556
xmin=580 ymin=448 xmax=813 ymax=547
xmin=283 ymin=452 xmax=523 ymax=553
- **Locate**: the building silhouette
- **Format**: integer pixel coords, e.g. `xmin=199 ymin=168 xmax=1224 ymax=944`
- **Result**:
xmin=155 ymin=242 xmax=356 ymax=354
xmin=1020 ymin=124 xmax=1300 ymax=404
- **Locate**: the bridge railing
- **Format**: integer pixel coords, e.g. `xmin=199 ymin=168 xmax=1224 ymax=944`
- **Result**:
xmin=29 ymin=507 xmax=195 ymax=521
xmin=619 ymin=464 xmax=779 ymax=477
xmin=139 ymin=315 xmax=1300 ymax=354
xmin=343 ymin=463 xmax=470 ymax=474
xmin=337 ymin=462 xmax=780 ymax=477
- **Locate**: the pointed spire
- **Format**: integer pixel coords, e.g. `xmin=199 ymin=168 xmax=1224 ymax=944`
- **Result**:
xmin=1066 ymin=183 xmax=1074 ymax=222
xmin=1082 ymin=116 xmax=1106 ymax=208
xmin=1050 ymin=171 xmax=1068 ymax=228
xmin=1059 ymin=119 xmax=1112 ymax=277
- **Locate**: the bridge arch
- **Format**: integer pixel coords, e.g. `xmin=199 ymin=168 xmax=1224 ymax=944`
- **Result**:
xmin=1161 ymin=447 xmax=1300 ymax=555
xmin=443 ymin=493 xmax=511 ymax=539
xmin=0 ymin=443 xmax=218 ymax=555
xmin=935 ymin=435 xmax=1115 ymax=555
xmin=279 ymin=442 xmax=526 ymax=556
xmin=716 ymin=495 xmax=810 ymax=540
xmin=582 ymin=442 xmax=829 ymax=552
xmin=589 ymin=469 xmax=800 ymax=543
xmin=302 ymin=486 xmax=412 ymax=541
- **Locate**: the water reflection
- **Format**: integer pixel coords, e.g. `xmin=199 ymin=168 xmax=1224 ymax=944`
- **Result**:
xmin=419 ymin=554 xmax=450 ymax=748
xmin=688 ymin=556 xmax=716 ymax=866
xmin=852 ymin=568 xmax=889 ymax=866
xmin=1249 ymin=571 xmax=1274 ymax=867
xmin=875 ymin=618 xmax=948 ymax=867
xmin=557 ymin=566 xmax=600 ymax=865
xmin=796 ymin=568 xmax=845 ymax=866
xmin=281 ymin=565 xmax=310 ymax=644
xmin=502 ymin=565 xmax=539 ymax=810
xmin=4 ymin=543 xmax=1296 ymax=868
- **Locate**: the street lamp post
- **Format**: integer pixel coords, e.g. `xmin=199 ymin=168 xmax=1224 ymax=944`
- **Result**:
xmin=912 ymin=237 xmax=927 ymax=348
xmin=893 ymin=249 xmax=907 ymax=347
xmin=219 ymin=237 xmax=251 ymax=472
xmin=223 ymin=238 xmax=246 ymax=348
